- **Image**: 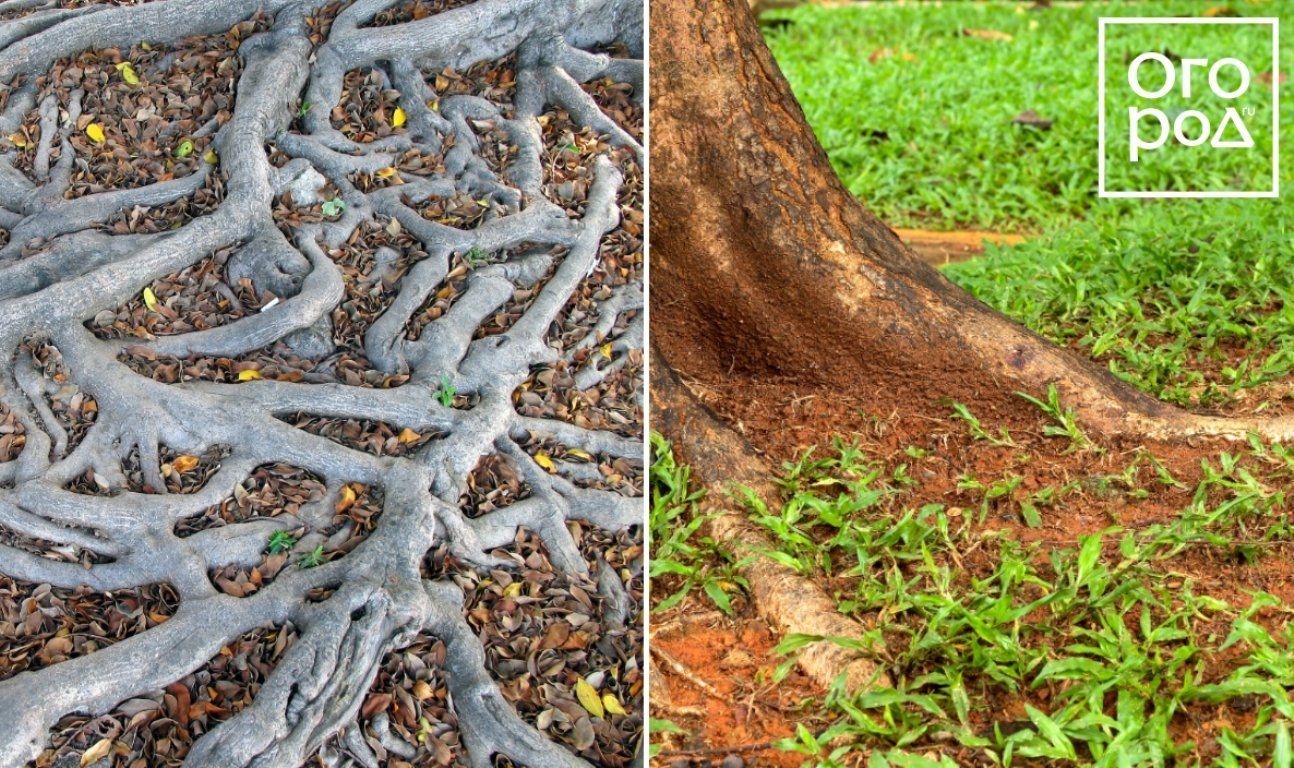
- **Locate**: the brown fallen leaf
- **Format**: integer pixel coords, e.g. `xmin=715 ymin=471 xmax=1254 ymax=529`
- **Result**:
xmin=1012 ymin=109 xmax=1053 ymax=130
xmin=362 ymin=692 xmax=392 ymax=718
xmin=80 ymin=738 xmax=113 ymax=766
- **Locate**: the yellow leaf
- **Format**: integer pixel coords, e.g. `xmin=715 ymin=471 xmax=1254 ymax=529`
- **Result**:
xmin=391 ymin=107 xmax=407 ymax=128
xmin=602 ymin=693 xmax=626 ymax=716
xmin=236 ymin=369 xmax=262 ymax=382
xmin=7 ymin=132 xmax=25 ymax=148
xmin=85 ymin=123 xmax=105 ymax=144
xmin=600 ymin=343 xmax=613 ymax=360
xmin=81 ymin=738 xmax=113 ymax=766
xmin=203 ymin=148 xmax=218 ymax=164
xmin=566 ymin=448 xmax=592 ymax=462
xmin=115 ymin=61 xmax=140 ymax=85
xmin=412 ymin=680 xmax=433 ymax=700
xmin=397 ymin=427 xmax=421 ymax=444
xmin=336 ymin=484 xmax=358 ymax=513
xmin=574 ymin=678 xmax=604 ymax=719
xmin=503 ymin=581 xmax=522 ymax=597
xmin=376 ymin=166 xmax=397 ymax=179
xmin=534 ymin=452 xmax=555 ymax=473
xmin=962 ymin=28 xmax=1013 ymax=42
xmin=142 ymin=286 xmax=159 ymax=311
xmin=172 ymin=455 xmax=200 ymax=473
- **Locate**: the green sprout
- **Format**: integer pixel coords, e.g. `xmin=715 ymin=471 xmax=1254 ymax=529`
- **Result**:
xmin=321 ymin=197 xmax=346 ymax=217
xmin=266 ymin=529 xmax=297 ymax=555
xmin=435 ymin=373 xmax=457 ymax=407
xmin=298 ymin=544 xmax=326 ymax=569
xmin=463 ymin=247 xmax=490 ymax=269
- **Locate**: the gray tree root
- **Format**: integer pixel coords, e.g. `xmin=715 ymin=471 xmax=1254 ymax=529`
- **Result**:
xmin=0 ymin=0 xmax=643 ymax=765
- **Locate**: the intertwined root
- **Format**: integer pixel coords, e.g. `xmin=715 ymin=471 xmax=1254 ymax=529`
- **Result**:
xmin=0 ymin=0 xmax=642 ymax=765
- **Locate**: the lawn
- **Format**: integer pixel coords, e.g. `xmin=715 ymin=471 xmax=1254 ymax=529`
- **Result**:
xmin=764 ymin=0 xmax=1294 ymax=413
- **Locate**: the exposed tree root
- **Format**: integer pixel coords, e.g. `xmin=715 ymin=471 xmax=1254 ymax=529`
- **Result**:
xmin=651 ymin=349 xmax=888 ymax=693
xmin=0 ymin=0 xmax=643 ymax=764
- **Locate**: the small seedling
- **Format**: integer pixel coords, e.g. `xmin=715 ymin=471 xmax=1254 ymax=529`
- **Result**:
xmin=947 ymin=400 xmax=1014 ymax=447
xmin=1018 ymin=384 xmax=1090 ymax=450
xmin=435 ymin=373 xmax=457 ymax=407
xmin=298 ymin=100 xmax=312 ymax=117
xmin=298 ymin=544 xmax=325 ymax=569
xmin=321 ymin=197 xmax=346 ymax=217
xmin=266 ymin=529 xmax=297 ymax=554
xmin=463 ymin=247 xmax=490 ymax=269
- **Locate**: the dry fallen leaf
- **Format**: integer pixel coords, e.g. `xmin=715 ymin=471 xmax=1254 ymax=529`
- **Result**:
xmin=602 ymin=692 xmax=627 ymax=716
xmin=575 ymin=677 xmax=604 ymax=719
xmin=1012 ymin=109 xmax=1054 ymax=130
xmin=173 ymin=455 xmax=200 ymax=473
xmin=336 ymin=484 xmax=358 ymax=513
xmin=80 ymin=738 xmax=113 ymax=766
xmin=397 ymin=427 xmax=420 ymax=444
xmin=115 ymin=61 xmax=140 ymax=85
xmin=963 ymin=28 xmax=1014 ymax=42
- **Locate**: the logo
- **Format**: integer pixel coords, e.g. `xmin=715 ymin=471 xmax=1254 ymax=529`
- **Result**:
xmin=1099 ymin=17 xmax=1279 ymax=198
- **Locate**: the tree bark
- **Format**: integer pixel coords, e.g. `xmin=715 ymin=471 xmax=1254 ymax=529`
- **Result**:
xmin=649 ymin=0 xmax=1294 ymax=442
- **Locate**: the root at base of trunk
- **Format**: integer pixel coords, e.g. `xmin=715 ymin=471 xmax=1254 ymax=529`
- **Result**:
xmin=651 ymin=348 xmax=888 ymax=692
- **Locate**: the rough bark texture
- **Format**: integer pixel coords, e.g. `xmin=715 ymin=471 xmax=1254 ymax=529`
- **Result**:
xmin=650 ymin=0 xmax=1294 ymax=442
xmin=0 ymin=1 xmax=643 ymax=765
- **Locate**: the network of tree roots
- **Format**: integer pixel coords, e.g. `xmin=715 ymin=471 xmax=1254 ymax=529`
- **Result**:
xmin=0 ymin=0 xmax=643 ymax=766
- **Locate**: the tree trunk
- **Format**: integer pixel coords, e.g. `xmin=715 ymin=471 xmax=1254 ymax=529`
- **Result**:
xmin=649 ymin=0 xmax=1293 ymax=442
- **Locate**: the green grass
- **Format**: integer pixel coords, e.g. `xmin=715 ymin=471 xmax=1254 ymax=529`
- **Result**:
xmin=649 ymin=432 xmax=749 ymax=614
xmin=945 ymin=201 xmax=1294 ymax=409
xmin=743 ymin=438 xmax=1294 ymax=768
xmin=764 ymin=0 xmax=1294 ymax=410
xmin=765 ymin=0 xmax=1290 ymax=232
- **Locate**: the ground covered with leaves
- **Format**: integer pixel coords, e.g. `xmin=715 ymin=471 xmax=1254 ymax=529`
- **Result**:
xmin=0 ymin=0 xmax=643 ymax=765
